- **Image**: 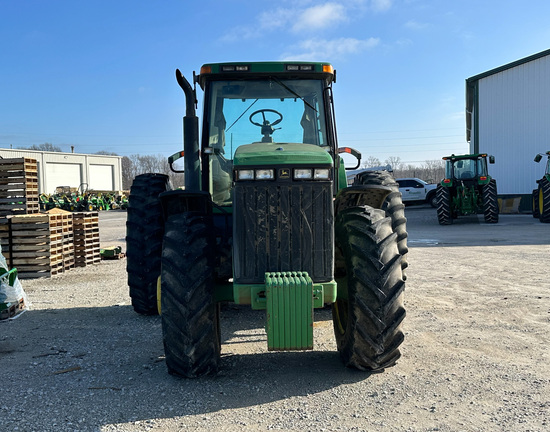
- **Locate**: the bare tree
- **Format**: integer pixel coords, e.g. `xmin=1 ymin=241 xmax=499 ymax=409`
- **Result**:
xmin=362 ymin=156 xmax=381 ymax=168
xmin=19 ymin=143 xmax=62 ymax=152
xmin=385 ymin=156 xmax=403 ymax=172
xmin=421 ymin=160 xmax=445 ymax=183
xmin=123 ymin=154 xmax=184 ymax=190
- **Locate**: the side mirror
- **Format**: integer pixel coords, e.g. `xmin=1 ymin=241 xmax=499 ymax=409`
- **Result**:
xmin=534 ymin=154 xmax=543 ymax=163
xmin=489 ymin=155 xmax=495 ymax=164
xmin=338 ymin=147 xmax=362 ymax=170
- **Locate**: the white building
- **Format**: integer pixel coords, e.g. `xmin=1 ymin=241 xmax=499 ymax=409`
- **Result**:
xmin=466 ymin=48 xmax=550 ymax=211
xmin=0 ymin=148 xmax=123 ymax=194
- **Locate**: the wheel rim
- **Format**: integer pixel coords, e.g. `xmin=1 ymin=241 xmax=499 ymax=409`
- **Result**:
xmin=333 ymin=299 xmax=348 ymax=335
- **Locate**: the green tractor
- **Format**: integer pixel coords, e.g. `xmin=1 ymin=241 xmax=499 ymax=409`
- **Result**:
xmin=436 ymin=153 xmax=499 ymax=225
xmin=533 ymin=151 xmax=550 ymax=222
xmin=126 ymin=62 xmax=407 ymax=378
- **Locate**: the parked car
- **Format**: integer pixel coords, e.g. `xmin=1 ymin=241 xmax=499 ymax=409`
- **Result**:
xmin=396 ymin=178 xmax=438 ymax=207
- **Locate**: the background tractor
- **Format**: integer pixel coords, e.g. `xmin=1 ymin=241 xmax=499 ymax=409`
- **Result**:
xmin=533 ymin=151 xmax=550 ymax=222
xmin=436 ymin=153 xmax=498 ymax=225
xmin=126 ymin=62 xmax=407 ymax=378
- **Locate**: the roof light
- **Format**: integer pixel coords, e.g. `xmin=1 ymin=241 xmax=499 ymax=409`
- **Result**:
xmin=235 ymin=65 xmax=249 ymax=71
xmin=200 ymin=65 xmax=212 ymax=74
xmin=221 ymin=65 xmax=235 ymax=72
xmin=300 ymin=65 xmax=313 ymax=71
xmin=322 ymin=65 xmax=334 ymax=74
xmin=286 ymin=64 xmax=299 ymax=71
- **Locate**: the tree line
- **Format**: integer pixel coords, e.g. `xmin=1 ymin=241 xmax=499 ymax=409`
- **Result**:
xmin=362 ymin=155 xmax=445 ymax=184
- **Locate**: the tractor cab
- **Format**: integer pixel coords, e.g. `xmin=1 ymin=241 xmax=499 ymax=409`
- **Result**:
xmin=444 ymin=153 xmax=494 ymax=184
xmin=195 ymin=64 xmax=336 ymax=206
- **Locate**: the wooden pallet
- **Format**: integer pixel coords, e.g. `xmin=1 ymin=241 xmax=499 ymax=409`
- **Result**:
xmin=8 ymin=214 xmax=62 ymax=278
xmin=46 ymin=210 xmax=75 ymax=271
xmin=0 ymin=158 xmax=39 ymax=216
xmin=73 ymin=212 xmax=101 ymax=267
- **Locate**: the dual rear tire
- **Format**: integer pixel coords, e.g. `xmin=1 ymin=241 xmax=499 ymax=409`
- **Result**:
xmin=126 ymin=173 xmax=170 ymax=315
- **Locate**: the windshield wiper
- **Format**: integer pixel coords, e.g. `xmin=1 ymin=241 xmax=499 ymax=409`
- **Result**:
xmin=226 ymin=99 xmax=258 ymax=132
xmin=271 ymin=77 xmax=317 ymax=112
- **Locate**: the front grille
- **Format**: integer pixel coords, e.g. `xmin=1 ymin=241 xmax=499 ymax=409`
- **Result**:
xmin=233 ymin=181 xmax=334 ymax=284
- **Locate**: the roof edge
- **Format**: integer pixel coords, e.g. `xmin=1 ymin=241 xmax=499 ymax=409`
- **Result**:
xmin=466 ymin=48 xmax=550 ymax=84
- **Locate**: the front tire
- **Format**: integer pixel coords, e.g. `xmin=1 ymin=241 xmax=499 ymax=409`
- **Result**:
xmin=332 ymin=206 xmax=406 ymax=371
xmin=161 ymin=212 xmax=220 ymax=378
xmin=482 ymin=179 xmax=499 ymax=223
xmin=126 ymin=173 xmax=170 ymax=315
xmin=436 ymin=185 xmax=453 ymax=225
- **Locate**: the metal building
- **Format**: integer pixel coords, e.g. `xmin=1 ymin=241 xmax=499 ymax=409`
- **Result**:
xmin=0 ymin=148 xmax=123 ymax=194
xmin=466 ymin=48 xmax=550 ymax=211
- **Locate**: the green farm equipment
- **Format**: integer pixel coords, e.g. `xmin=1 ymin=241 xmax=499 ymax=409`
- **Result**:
xmin=126 ymin=62 xmax=407 ymax=377
xmin=533 ymin=151 xmax=550 ymax=222
xmin=436 ymin=153 xmax=499 ymax=225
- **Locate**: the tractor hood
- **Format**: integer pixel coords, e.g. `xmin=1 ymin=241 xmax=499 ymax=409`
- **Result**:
xmin=233 ymin=142 xmax=333 ymax=167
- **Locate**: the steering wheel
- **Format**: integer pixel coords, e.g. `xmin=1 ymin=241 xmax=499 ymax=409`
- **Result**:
xmin=249 ymin=109 xmax=283 ymax=143
xmin=249 ymin=109 xmax=283 ymax=127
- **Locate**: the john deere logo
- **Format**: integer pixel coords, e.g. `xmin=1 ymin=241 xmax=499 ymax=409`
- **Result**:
xmin=279 ymin=168 xmax=290 ymax=179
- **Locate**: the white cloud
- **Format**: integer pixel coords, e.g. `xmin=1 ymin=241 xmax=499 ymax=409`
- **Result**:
xmin=219 ymin=1 xmax=387 ymax=43
xmin=258 ymin=8 xmax=295 ymax=31
xmin=292 ymin=3 xmax=348 ymax=32
xmin=370 ymin=0 xmax=392 ymax=12
xmin=282 ymin=37 xmax=380 ymax=60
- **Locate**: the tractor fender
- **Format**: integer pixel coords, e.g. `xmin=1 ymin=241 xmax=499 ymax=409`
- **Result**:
xmin=334 ymin=185 xmax=393 ymax=215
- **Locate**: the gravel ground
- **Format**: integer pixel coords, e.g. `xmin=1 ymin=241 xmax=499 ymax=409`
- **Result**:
xmin=1 ymin=207 xmax=549 ymax=432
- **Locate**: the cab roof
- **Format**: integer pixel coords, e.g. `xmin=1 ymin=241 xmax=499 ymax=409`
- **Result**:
xmin=442 ymin=153 xmax=488 ymax=161
xmin=195 ymin=61 xmax=335 ymax=89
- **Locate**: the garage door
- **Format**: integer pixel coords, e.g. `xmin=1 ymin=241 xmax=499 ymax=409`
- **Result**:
xmin=89 ymin=165 xmax=114 ymax=191
xmin=45 ymin=163 xmax=82 ymax=194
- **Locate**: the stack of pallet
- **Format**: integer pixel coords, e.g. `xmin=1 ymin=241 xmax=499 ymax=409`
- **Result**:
xmin=45 ymin=209 xmax=75 ymax=272
xmin=0 ymin=158 xmax=39 ymax=217
xmin=73 ymin=212 xmax=101 ymax=267
xmin=7 ymin=214 xmax=63 ymax=279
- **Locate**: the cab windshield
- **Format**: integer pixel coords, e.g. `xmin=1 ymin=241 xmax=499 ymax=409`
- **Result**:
xmin=205 ymin=79 xmax=328 ymax=158
xmin=446 ymin=158 xmax=487 ymax=180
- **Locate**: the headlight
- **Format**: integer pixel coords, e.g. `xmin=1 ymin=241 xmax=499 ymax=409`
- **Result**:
xmin=294 ymin=169 xmax=312 ymax=179
xmin=314 ymin=168 xmax=330 ymax=180
xmin=237 ymin=169 xmax=254 ymax=180
xmin=255 ymin=169 xmax=274 ymax=180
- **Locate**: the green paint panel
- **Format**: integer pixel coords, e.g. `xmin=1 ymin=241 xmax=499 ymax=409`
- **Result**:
xmin=233 ymin=142 xmax=333 ymax=167
xmin=265 ymin=271 xmax=313 ymax=351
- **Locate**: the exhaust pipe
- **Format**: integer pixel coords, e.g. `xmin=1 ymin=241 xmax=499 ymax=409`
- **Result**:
xmin=175 ymin=69 xmax=200 ymax=193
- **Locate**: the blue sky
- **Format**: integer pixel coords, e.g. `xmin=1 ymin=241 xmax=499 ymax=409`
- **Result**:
xmin=1 ymin=0 xmax=550 ymax=166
